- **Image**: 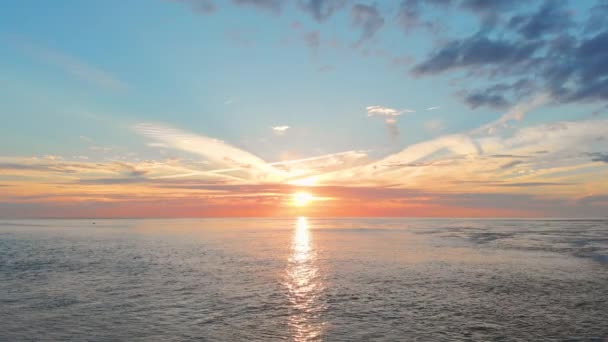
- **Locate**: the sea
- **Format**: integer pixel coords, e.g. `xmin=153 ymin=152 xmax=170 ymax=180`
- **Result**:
xmin=1 ymin=218 xmax=607 ymax=341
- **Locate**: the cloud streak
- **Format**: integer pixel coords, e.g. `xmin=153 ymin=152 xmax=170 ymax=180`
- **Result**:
xmin=16 ymin=39 xmax=128 ymax=91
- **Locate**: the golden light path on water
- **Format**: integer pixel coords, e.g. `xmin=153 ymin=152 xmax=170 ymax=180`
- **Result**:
xmin=285 ymin=217 xmax=326 ymax=341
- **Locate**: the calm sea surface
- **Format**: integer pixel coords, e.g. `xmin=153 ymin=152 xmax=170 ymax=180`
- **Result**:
xmin=1 ymin=218 xmax=607 ymax=341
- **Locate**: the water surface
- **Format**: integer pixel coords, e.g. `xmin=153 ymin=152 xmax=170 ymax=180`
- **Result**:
xmin=1 ymin=218 xmax=607 ymax=341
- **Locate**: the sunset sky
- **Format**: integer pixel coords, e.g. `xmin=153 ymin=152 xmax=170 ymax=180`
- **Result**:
xmin=1 ymin=0 xmax=608 ymax=217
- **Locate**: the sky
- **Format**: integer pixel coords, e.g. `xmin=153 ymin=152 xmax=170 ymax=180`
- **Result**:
xmin=1 ymin=0 xmax=608 ymax=218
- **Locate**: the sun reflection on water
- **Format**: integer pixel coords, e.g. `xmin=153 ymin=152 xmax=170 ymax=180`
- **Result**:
xmin=285 ymin=217 xmax=326 ymax=341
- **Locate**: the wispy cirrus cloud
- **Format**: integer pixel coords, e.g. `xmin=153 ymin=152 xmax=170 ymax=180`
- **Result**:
xmin=134 ymin=123 xmax=286 ymax=181
xmin=14 ymin=39 xmax=128 ymax=91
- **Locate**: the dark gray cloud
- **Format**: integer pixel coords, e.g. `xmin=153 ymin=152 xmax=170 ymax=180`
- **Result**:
xmin=585 ymin=152 xmax=608 ymax=163
xmin=564 ymin=31 xmax=608 ymax=102
xmin=170 ymin=0 xmax=284 ymax=14
xmin=459 ymin=0 xmax=524 ymax=28
xmin=411 ymin=35 xmax=541 ymax=76
xmin=464 ymin=91 xmax=510 ymax=109
xmin=460 ymin=0 xmax=522 ymax=13
xmin=351 ymin=3 xmax=384 ymax=43
xmin=508 ymin=0 xmax=574 ymax=39
xmin=298 ymin=0 xmax=348 ymax=22
xmin=463 ymin=79 xmax=537 ymax=109
xmin=170 ymin=0 xmax=217 ymax=14
xmin=427 ymin=0 xmax=452 ymax=5
xmin=232 ymin=0 xmax=284 ymax=13
xmin=413 ymin=22 xmax=608 ymax=109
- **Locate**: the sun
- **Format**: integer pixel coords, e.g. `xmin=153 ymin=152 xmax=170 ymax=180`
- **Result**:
xmin=292 ymin=192 xmax=314 ymax=207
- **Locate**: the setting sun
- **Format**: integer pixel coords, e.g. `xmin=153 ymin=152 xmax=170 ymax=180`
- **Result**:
xmin=292 ymin=192 xmax=314 ymax=207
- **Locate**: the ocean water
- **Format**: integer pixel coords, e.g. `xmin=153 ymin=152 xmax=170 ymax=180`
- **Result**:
xmin=1 ymin=218 xmax=607 ymax=341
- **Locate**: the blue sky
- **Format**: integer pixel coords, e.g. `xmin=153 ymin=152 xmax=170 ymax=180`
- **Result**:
xmin=1 ymin=0 xmax=608 ymax=217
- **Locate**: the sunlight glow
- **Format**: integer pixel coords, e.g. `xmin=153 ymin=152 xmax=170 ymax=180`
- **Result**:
xmin=292 ymin=192 xmax=314 ymax=207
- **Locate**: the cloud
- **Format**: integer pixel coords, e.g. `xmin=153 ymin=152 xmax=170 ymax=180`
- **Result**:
xmin=397 ymin=0 xmax=423 ymax=33
xmin=508 ymin=0 xmax=573 ymax=39
xmin=585 ymin=1 xmax=608 ymax=34
xmin=3 ymin=117 xmax=608 ymax=217
xmin=585 ymin=152 xmax=608 ymax=163
xmin=303 ymin=31 xmax=321 ymax=52
xmin=426 ymin=106 xmax=440 ymax=111
xmin=464 ymin=91 xmax=510 ymax=109
xmin=396 ymin=0 xmax=453 ymax=34
xmin=351 ymin=3 xmax=384 ymax=43
xmin=411 ymin=35 xmax=541 ymax=76
xmin=16 ymin=40 xmax=128 ymax=91
xmin=459 ymin=0 xmax=524 ymax=28
xmin=366 ymin=105 xmax=415 ymax=140
xmin=135 ymin=122 xmax=286 ymax=181
xmin=409 ymin=3 xmax=608 ymax=110
xmin=298 ymin=0 xmax=347 ymax=22
xmin=134 ymin=123 xmax=369 ymax=183
xmin=366 ymin=105 xmax=414 ymax=117
xmin=272 ymin=125 xmax=290 ymax=135
xmin=474 ymin=94 xmax=549 ymax=134
xmin=169 ymin=0 xmax=217 ymax=14
xmin=232 ymin=0 xmax=283 ymax=13
xmin=462 ymin=79 xmax=538 ymax=109
xmin=499 ymin=160 xmax=524 ymax=170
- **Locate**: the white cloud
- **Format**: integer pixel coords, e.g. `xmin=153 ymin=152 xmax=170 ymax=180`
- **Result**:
xmin=135 ymin=123 xmax=286 ymax=181
xmin=366 ymin=105 xmax=414 ymax=117
xmin=366 ymin=105 xmax=414 ymax=140
xmin=272 ymin=125 xmax=290 ymax=135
